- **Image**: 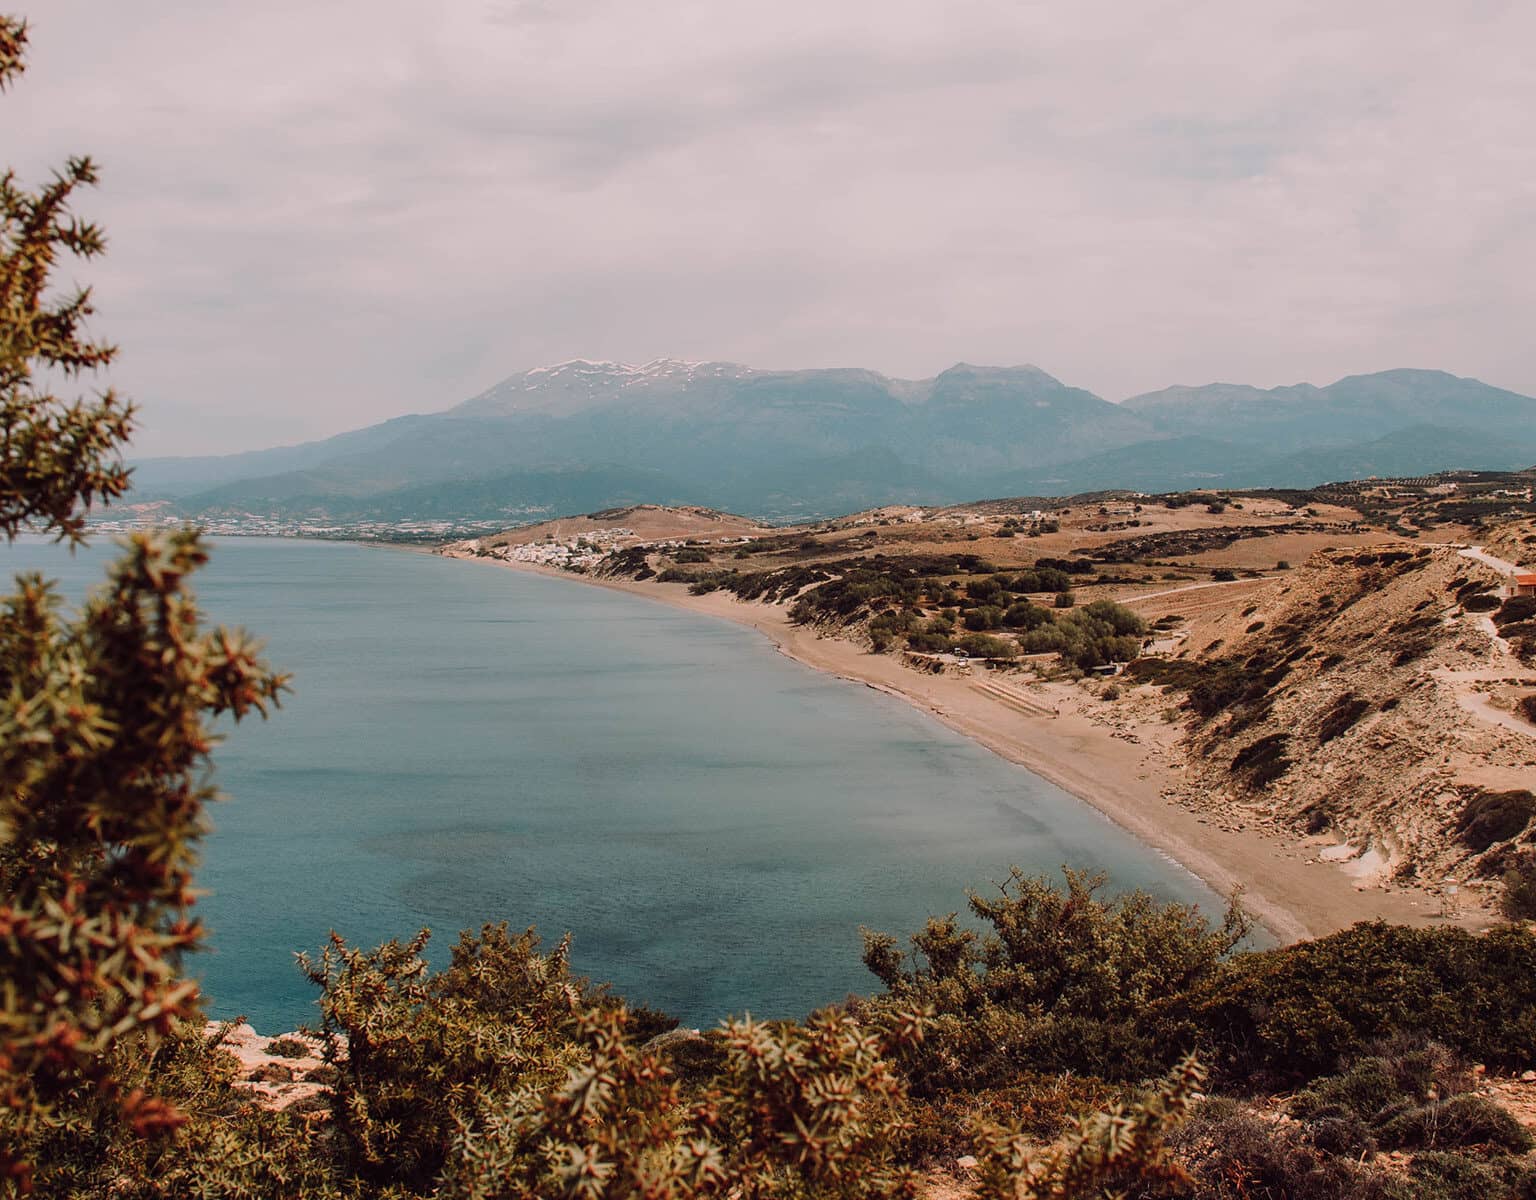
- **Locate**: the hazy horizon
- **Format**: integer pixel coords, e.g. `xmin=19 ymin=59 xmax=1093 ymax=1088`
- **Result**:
xmin=127 ymin=357 xmax=1535 ymax=465
xmin=8 ymin=2 xmax=1534 ymax=456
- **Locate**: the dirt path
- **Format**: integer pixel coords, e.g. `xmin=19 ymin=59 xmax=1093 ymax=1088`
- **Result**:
xmin=1431 ymin=664 xmax=1536 ymax=738
xmin=1460 ymin=545 xmax=1523 ymax=575
xmin=1119 ymin=576 xmax=1275 ymax=605
xmin=1454 ymin=690 xmax=1536 ymax=738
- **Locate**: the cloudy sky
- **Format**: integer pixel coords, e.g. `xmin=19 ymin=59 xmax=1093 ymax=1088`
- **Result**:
xmin=8 ymin=1 xmax=1535 ymax=455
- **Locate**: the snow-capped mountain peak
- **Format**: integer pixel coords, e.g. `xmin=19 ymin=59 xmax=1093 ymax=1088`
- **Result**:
xmin=456 ymin=357 xmax=757 ymax=416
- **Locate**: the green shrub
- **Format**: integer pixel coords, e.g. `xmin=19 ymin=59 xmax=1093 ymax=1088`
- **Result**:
xmin=1166 ymin=1102 xmax=1381 ymax=1200
xmin=972 ymin=1056 xmax=1205 ymax=1200
xmin=869 ymin=608 xmax=916 ymax=634
xmin=861 ymin=869 xmax=1249 ymax=1090
xmin=299 ymin=924 xmax=587 ymax=1190
xmin=1004 ymin=601 xmax=1051 ymax=629
xmin=264 ymin=1036 xmax=311 ymax=1059
xmin=1125 ymin=655 xmax=1268 ymax=721
xmin=964 ymin=604 xmax=1006 ymax=631
xmin=10 ymin=1018 xmax=341 ymax=1198
xmin=1019 ymin=624 xmax=1068 ymax=654
xmin=907 ymin=629 xmax=954 ymax=653
xmin=788 ymin=567 xmax=909 ymax=624
xmin=1377 ymin=1092 xmax=1532 ymax=1153
xmin=898 ymin=1073 xmax=1117 ymax=1163
xmin=1407 ymin=1151 xmax=1536 ymax=1200
xmin=1502 ymin=857 xmax=1536 ymax=920
xmin=1305 ymin=1111 xmax=1377 ymax=1157
xmin=967 ymin=576 xmax=1007 ymax=602
xmin=1081 ymin=598 xmax=1145 ymax=635
xmin=1288 ymin=1037 xmax=1475 ymax=1159
xmin=1185 ymin=922 xmax=1536 ymax=1084
xmin=688 ymin=573 xmax=729 ymax=594
xmin=957 ymin=633 xmax=1018 ymax=659
xmin=1016 ymin=602 xmax=1148 ymax=671
xmin=869 ymin=608 xmax=918 ymax=652
xmin=299 ymin=923 xmax=931 ymax=1198
xmin=1036 ymin=557 xmax=1098 ymax=576
xmin=1053 ymin=590 xmax=1075 ymax=608
xmin=1011 ymin=567 xmax=1072 ymax=594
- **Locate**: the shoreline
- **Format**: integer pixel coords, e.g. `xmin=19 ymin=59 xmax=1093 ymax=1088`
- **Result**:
xmin=442 ymin=550 xmax=1456 ymax=944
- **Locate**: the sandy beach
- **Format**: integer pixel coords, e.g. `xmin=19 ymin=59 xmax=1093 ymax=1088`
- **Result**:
xmin=442 ymin=549 xmax=1457 ymax=943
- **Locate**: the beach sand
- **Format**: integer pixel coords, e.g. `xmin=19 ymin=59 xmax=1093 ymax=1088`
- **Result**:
xmin=442 ymin=550 xmax=1457 ymax=943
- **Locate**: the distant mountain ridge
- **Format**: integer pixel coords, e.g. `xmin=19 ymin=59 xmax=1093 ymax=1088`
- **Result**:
xmin=1122 ymin=369 xmax=1536 ymax=451
xmin=130 ymin=361 xmax=1536 ymax=522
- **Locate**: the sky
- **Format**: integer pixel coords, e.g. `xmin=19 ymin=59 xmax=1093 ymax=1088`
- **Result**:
xmin=7 ymin=1 xmax=1535 ymax=457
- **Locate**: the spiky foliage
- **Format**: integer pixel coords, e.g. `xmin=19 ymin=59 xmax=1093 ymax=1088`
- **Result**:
xmin=0 ymin=17 xmax=133 ymax=545
xmin=970 ymin=1055 xmax=1204 ymax=1200
xmin=299 ymin=924 xmax=589 ymax=1191
xmin=0 ymin=17 xmax=285 ymax=1185
xmin=0 ymin=536 xmax=284 ymax=1149
xmin=13 ymin=1018 xmax=341 ymax=1199
xmin=1185 ymin=920 xmax=1536 ymax=1083
xmin=860 ymin=868 xmax=1249 ymax=1089
xmin=5 ymin=16 xmax=1530 ymax=1198
xmin=305 ymin=923 xmax=927 ymax=1200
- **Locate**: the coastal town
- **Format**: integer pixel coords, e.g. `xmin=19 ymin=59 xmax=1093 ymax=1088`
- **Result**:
xmin=85 ymin=507 xmax=511 ymax=544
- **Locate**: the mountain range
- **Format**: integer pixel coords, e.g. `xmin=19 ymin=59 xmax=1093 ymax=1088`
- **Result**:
xmin=130 ymin=360 xmax=1536 ymax=522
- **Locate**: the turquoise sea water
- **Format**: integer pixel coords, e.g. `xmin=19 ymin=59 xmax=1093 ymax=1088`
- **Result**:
xmin=5 ymin=536 xmax=1223 ymax=1031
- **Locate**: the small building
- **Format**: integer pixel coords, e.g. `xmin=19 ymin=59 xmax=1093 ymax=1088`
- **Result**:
xmin=1515 ymin=573 xmax=1536 ymax=598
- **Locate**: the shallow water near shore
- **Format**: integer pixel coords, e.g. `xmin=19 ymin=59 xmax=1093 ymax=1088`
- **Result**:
xmin=7 ymin=535 xmax=1226 ymax=1031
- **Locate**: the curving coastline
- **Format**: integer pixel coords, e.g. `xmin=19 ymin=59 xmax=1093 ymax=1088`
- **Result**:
xmin=440 ymin=548 xmax=1459 ymax=944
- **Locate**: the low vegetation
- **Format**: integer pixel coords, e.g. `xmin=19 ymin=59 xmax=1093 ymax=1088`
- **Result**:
xmin=611 ymin=549 xmax=1149 ymax=671
xmin=14 ymin=864 xmax=1536 ymax=1197
xmin=5 ymin=25 xmax=1536 ymax=1196
xmin=1125 ymin=653 xmax=1283 ymax=724
xmin=1503 ymin=855 xmax=1536 ymax=920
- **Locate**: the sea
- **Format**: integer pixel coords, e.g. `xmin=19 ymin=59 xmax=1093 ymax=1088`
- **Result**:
xmin=4 ymin=535 xmax=1227 ymax=1032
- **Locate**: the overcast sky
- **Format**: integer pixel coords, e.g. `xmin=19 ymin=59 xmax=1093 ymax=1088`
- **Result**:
xmin=7 ymin=1 xmax=1535 ymax=456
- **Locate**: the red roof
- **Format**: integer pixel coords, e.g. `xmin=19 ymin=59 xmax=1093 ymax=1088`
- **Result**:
xmin=1516 ymin=574 xmax=1536 ymax=586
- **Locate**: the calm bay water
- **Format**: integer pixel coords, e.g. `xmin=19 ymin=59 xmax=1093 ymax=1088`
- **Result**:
xmin=6 ymin=535 xmax=1223 ymax=1031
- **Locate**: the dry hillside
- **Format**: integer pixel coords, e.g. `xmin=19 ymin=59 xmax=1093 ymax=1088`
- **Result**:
xmin=477 ymin=503 xmax=770 ymax=549
xmin=448 ymin=477 xmax=1536 ymax=920
xmin=1129 ymin=524 xmax=1536 ymax=907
